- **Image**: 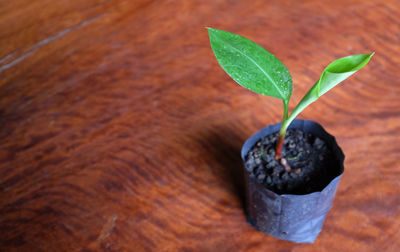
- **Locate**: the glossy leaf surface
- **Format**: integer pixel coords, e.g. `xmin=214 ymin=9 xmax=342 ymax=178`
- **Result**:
xmin=207 ymin=28 xmax=292 ymax=102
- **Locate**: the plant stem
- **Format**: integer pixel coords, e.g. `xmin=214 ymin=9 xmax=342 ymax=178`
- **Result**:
xmin=275 ymin=86 xmax=319 ymax=160
xmin=275 ymin=101 xmax=288 ymax=160
xmin=282 ymin=100 xmax=288 ymax=122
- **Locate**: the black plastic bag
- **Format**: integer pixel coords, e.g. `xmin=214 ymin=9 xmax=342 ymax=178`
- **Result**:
xmin=241 ymin=119 xmax=345 ymax=243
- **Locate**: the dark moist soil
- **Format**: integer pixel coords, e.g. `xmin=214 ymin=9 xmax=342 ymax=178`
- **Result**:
xmin=244 ymin=129 xmax=339 ymax=195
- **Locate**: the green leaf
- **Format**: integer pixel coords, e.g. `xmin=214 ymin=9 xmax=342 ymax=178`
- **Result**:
xmin=207 ymin=28 xmax=293 ymax=102
xmin=285 ymin=53 xmax=374 ymax=128
xmin=317 ymin=53 xmax=374 ymax=96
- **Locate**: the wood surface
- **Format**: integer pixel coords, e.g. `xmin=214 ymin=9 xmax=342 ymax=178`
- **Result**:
xmin=1 ymin=0 xmax=400 ymax=251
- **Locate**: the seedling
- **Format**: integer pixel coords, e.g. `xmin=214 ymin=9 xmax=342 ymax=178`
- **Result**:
xmin=207 ymin=28 xmax=373 ymax=161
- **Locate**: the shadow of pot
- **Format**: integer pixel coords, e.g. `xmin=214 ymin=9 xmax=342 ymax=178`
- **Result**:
xmin=241 ymin=119 xmax=344 ymax=243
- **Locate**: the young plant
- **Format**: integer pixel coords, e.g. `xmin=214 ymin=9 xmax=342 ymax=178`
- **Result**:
xmin=207 ymin=28 xmax=373 ymax=160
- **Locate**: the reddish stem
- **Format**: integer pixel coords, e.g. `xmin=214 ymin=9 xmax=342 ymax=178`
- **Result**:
xmin=275 ymin=134 xmax=284 ymax=160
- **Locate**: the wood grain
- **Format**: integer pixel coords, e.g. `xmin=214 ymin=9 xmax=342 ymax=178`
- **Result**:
xmin=1 ymin=0 xmax=400 ymax=251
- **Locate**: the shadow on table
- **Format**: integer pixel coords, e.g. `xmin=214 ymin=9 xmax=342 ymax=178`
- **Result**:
xmin=198 ymin=125 xmax=247 ymax=211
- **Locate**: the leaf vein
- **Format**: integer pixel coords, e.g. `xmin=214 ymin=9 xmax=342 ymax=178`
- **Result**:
xmin=214 ymin=35 xmax=285 ymax=99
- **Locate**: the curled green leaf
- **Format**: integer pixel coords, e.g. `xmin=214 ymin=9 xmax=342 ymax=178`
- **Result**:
xmin=318 ymin=53 xmax=374 ymax=97
xmin=284 ymin=53 xmax=374 ymax=130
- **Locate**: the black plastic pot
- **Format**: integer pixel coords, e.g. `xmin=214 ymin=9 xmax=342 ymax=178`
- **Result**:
xmin=241 ymin=119 xmax=344 ymax=243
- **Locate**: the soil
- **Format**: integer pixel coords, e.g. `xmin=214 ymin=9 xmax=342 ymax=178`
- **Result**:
xmin=244 ymin=129 xmax=340 ymax=195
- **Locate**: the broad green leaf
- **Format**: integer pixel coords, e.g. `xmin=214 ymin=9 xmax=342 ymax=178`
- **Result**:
xmin=207 ymin=28 xmax=292 ymax=102
xmin=285 ymin=53 xmax=374 ymax=128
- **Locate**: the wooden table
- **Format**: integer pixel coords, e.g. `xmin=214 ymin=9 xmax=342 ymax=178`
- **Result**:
xmin=1 ymin=0 xmax=399 ymax=251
